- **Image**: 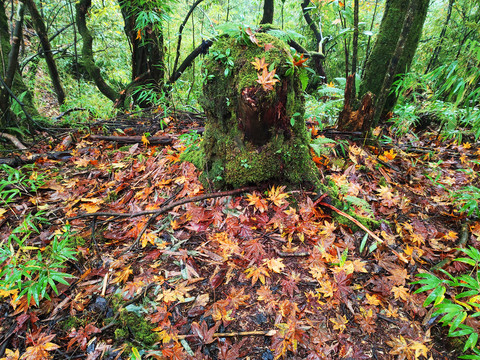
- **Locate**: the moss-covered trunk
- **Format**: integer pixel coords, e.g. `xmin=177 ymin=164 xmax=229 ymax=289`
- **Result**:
xmin=185 ymin=32 xmax=319 ymax=189
xmin=0 ymin=1 xmax=38 ymax=128
xmin=119 ymin=0 xmax=165 ymax=108
xmin=359 ymin=0 xmax=430 ymax=117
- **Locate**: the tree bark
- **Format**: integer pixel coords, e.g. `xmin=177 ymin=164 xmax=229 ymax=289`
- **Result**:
xmin=260 ymin=0 xmax=274 ymax=25
xmin=75 ymin=0 xmax=119 ymax=103
xmin=0 ymin=0 xmax=38 ymax=127
xmin=359 ymin=0 xmax=430 ymax=118
xmin=118 ymin=0 xmax=165 ymax=108
xmin=372 ymin=0 xmax=418 ymax=128
xmin=24 ymin=0 xmax=66 ymax=104
xmin=351 ymin=0 xmax=359 ymax=103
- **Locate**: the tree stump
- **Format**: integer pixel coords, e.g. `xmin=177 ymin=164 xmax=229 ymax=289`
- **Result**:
xmin=337 ymin=74 xmax=375 ymax=133
xmin=184 ymin=32 xmax=319 ymax=188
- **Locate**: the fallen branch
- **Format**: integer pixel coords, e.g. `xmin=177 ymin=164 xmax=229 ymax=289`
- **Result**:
xmin=70 ymin=187 xmax=257 ymax=221
xmin=317 ymin=201 xmax=383 ymax=244
xmin=0 ymin=133 xmax=27 ymax=150
xmin=0 ymin=150 xmax=72 ymax=166
xmin=178 ymin=329 xmax=277 ymax=340
xmin=89 ymin=135 xmax=172 ymax=145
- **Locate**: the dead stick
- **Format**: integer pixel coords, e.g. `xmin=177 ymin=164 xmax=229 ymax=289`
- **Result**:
xmin=177 ymin=330 xmax=276 ymax=340
xmin=89 ymin=135 xmax=172 ymax=145
xmin=318 ymin=201 xmax=383 ymax=244
xmin=70 ymin=186 xmax=257 ymax=220
xmin=0 ymin=132 xmax=27 ymax=150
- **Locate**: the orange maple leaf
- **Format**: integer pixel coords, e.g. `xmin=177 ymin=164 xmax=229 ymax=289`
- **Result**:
xmin=267 ymin=185 xmax=289 ymax=207
xmin=245 ymin=265 xmax=270 ymax=286
xmin=257 ymin=67 xmax=279 ymax=91
xmin=251 ymin=57 xmax=268 ymax=71
xmin=292 ymin=53 xmax=308 ymax=67
xmin=246 ymin=192 xmax=268 ymax=213
xmin=112 ymin=266 xmax=133 ymax=284
xmin=264 ymin=257 xmax=285 ymax=273
xmin=22 ymin=332 xmax=60 ymax=360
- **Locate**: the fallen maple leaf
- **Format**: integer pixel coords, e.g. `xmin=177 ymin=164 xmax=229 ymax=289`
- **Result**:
xmin=245 ymin=265 xmax=270 ymax=286
xmin=330 ymin=314 xmax=348 ymax=333
xmin=1 ymin=349 xmax=19 ymax=360
xmin=21 ymin=332 xmax=59 ymax=360
xmin=257 ymin=67 xmax=280 ymax=91
xmin=264 ymin=257 xmax=285 ymax=273
xmin=391 ymin=285 xmax=409 ymax=301
xmin=267 ymin=185 xmax=289 ymax=207
xmin=111 ymin=266 xmax=133 ymax=284
xmin=246 ymin=192 xmax=268 ymax=213
xmin=251 ymin=57 xmax=268 ymax=71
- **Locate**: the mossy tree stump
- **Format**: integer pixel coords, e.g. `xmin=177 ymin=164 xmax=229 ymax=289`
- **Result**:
xmin=188 ymin=32 xmax=319 ymax=188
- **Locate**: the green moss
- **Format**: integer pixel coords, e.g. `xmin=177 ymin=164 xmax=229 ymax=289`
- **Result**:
xmin=195 ymin=32 xmax=320 ymax=189
xmin=60 ymin=316 xmax=84 ymax=331
xmin=115 ymin=310 xmax=158 ymax=346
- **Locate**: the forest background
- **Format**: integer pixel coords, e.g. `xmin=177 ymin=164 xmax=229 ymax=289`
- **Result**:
xmin=1 ymin=0 xmax=480 ymax=359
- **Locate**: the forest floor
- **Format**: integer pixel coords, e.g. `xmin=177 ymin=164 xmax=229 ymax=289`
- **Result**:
xmin=1 ymin=109 xmax=479 ymax=360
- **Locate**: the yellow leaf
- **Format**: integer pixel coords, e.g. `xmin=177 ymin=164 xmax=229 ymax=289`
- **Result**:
xmin=80 ymin=203 xmax=101 ymax=213
xmin=251 ymin=57 xmax=268 ymax=71
xmin=366 ymin=293 xmax=381 ymax=306
xmin=329 ymin=314 xmax=348 ymax=333
xmin=141 ymin=135 xmax=150 ymax=146
xmin=264 ymin=258 xmax=285 ymax=273
xmin=141 ymin=231 xmax=156 ymax=248
xmin=267 ymin=185 xmax=289 ymax=207
xmin=112 ymin=266 xmax=133 ymax=284
xmin=391 ymin=285 xmax=409 ymax=301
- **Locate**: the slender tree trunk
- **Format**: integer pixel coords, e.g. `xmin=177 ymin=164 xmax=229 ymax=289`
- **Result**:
xmin=118 ymin=0 xmax=165 ymax=108
xmin=24 ymin=0 xmax=65 ymax=104
xmin=351 ymin=0 xmax=359 ymax=103
xmin=301 ymin=0 xmax=327 ymax=84
xmin=425 ymin=0 xmax=454 ymax=73
xmin=359 ymin=0 xmax=430 ymax=118
xmin=0 ymin=0 xmax=38 ymax=127
xmin=75 ymin=0 xmax=119 ymax=103
xmin=260 ymin=0 xmax=274 ymax=24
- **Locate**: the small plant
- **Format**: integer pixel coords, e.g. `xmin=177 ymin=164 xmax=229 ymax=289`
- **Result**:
xmin=0 ymin=219 xmax=77 ymax=305
xmin=179 ymin=130 xmax=202 ymax=155
xmin=210 ymin=48 xmax=235 ymax=77
xmin=0 ymin=164 xmax=46 ymax=206
xmin=413 ymin=247 xmax=480 ymax=358
xmin=452 ymin=186 xmax=480 ymax=218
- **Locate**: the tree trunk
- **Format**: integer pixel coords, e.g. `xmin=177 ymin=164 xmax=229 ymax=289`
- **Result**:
xmin=187 ymin=33 xmax=319 ymax=189
xmin=24 ymin=0 xmax=65 ymax=104
xmin=0 ymin=0 xmax=38 ymax=127
xmin=260 ymin=0 xmax=274 ymax=25
xmin=358 ymin=0 xmax=430 ymax=119
xmin=118 ymin=0 xmax=165 ymax=108
xmin=75 ymin=0 xmax=119 ymax=103
xmin=300 ymin=0 xmax=327 ymax=85
xmin=425 ymin=0 xmax=454 ymax=73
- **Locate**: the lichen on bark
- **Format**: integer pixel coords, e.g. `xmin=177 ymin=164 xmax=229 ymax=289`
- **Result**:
xmin=184 ymin=32 xmax=319 ymax=188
